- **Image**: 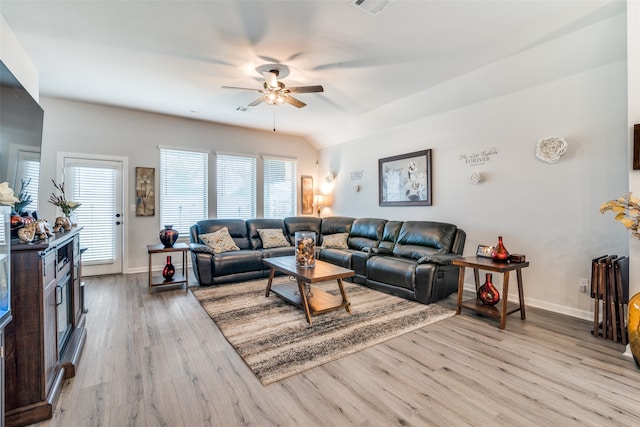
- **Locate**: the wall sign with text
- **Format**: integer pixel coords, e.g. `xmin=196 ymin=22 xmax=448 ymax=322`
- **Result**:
xmin=458 ymin=147 xmax=499 ymax=167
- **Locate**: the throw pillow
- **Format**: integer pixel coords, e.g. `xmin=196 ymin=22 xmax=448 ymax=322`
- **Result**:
xmin=257 ymin=228 xmax=291 ymax=248
xmin=199 ymin=227 xmax=240 ymax=254
xmin=322 ymin=232 xmax=349 ymax=249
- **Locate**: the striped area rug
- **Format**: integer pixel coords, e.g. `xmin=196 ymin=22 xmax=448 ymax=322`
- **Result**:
xmin=191 ymin=276 xmax=455 ymax=385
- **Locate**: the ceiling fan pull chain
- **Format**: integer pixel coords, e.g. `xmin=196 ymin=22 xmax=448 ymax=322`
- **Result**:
xmin=273 ymin=111 xmax=276 ymax=132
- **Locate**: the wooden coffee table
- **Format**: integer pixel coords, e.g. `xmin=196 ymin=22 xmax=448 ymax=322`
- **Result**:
xmin=263 ymin=256 xmax=355 ymax=325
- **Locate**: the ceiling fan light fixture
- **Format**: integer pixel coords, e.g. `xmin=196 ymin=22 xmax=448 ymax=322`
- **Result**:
xmin=265 ymin=92 xmax=286 ymax=105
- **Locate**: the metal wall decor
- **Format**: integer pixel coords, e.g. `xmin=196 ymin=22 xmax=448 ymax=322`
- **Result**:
xmin=135 ymin=167 xmax=155 ymax=216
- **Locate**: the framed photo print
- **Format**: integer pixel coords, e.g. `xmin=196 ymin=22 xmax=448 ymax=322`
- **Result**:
xmin=379 ymin=149 xmax=432 ymax=206
xmin=301 ymin=175 xmax=314 ymax=215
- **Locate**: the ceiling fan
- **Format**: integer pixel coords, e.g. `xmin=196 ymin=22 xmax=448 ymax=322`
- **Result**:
xmin=222 ymin=64 xmax=323 ymax=108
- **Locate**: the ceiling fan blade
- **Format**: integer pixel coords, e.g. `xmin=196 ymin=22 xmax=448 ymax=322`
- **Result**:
xmin=248 ymin=96 xmax=266 ymax=107
xmin=287 ymin=85 xmax=324 ymax=94
xmin=221 ymin=85 xmax=263 ymax=92
xmin=262 ymin=71 xmax=279 ymax=89
xmin=285 ymin=95 xmax=306 ymax=108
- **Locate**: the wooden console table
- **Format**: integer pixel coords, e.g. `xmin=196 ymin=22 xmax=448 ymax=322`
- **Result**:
xmin=453 ymin=256 xmax=529 ymax=330
xmin=147 ymin=243 xmax=189 ymax=293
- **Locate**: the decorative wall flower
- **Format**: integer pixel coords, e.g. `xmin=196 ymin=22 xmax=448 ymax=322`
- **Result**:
xmin=48 ymin=180 xmax=81 ymax=217
xmin=600 ymin=192 xmax=640 ymax=239
xmin=0 ymin=182 xmax=20 ymax=207
xmin=536 ymin=137 xmax=568 ymax=164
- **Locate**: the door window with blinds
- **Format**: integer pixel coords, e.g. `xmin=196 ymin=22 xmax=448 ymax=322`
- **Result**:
xmin=216 ymin=154 xmax=256 ymax=219
xmin=264 ymin=157 xmax=296 ymax=218
xmin=159 ymin=148 xmax=208 ymax=236
xmin=64 ymin=159 xmax=122 ymax=270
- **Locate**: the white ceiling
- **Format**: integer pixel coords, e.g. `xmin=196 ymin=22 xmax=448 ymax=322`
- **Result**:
xmin=0 ymin=0 xmax=622 ymax=148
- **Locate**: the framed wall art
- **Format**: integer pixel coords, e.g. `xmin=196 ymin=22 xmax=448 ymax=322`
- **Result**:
xmin=301 ymin=175 xmax=314 ymax=215
xmin=379 ymin=149 xmax=432 ymax=206
xmin=135 ymin=167 xmax=155 ymax=216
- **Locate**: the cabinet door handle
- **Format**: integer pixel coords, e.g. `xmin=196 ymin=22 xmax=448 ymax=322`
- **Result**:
xmin=55 ymin=285 xmax=63 ymax=306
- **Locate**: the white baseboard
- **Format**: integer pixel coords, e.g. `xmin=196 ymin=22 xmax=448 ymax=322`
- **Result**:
xmin=463 ymin=282 xmax=593 ymax=321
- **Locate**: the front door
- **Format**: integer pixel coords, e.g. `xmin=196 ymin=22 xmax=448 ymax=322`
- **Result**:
xmin=62 ymin=156 xmax=125 ymax=276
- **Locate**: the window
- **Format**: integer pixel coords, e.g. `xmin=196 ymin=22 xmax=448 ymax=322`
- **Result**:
xmin=15 ymin=151 xmax=40 ymax=212
xmin=264 ymin=157 xmax=296 ymax=218
xmin=216 ymin=154 xmax=256 ymax=219
xmin=160 ymin=148 xmax=208 ymax=236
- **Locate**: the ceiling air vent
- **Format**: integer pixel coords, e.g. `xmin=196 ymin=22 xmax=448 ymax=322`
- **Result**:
xmin=350 ymin=0 xmax=394 ymax=16
xmin=236 ymin=106 xmax=249 ymax=112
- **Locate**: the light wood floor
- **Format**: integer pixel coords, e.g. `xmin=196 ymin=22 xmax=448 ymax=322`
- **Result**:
xmin=32 ymin=272 xmax=640 ymax=427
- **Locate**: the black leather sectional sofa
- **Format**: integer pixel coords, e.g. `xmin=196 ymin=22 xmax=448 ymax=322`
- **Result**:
xmin=189 ymin=216 xmax=466 ymax=305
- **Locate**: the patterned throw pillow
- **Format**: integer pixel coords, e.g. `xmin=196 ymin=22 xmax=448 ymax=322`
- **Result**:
xmin=199 ymin=227 xmax=240 ymax=254
xmin=322 ymin=232 xmax=349 ymax=249
xmin=257 ymin=229 xmax=291 ymax=248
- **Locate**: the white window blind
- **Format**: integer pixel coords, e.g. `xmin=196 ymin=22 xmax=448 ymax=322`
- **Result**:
xmin=264 ymin=158 xmax=296 ymax=218
xmin=216 ymin=154 xmax=256 ymax=219
xmin=160 ymin=148 xmax=208 ymax=236
xmin=70 ymin=166 xmax=116 ymax=264
xmin=16 ymin=151 xmax=40 ymax=212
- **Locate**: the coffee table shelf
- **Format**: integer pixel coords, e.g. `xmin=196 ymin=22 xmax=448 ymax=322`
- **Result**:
xmin=271 ymin=282 xmax=350 ymax=315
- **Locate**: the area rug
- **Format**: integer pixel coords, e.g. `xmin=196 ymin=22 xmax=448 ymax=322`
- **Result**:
xmin=191 ymin=277 xmax=455 ymax=385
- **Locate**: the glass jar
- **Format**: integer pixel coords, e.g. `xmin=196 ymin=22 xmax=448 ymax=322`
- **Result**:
xmin=295 ymin=231 xmax=316 ymax=268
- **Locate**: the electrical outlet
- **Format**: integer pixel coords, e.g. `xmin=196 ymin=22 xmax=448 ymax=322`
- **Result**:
xmin=579 ymin=278 xmax=589 ymax=293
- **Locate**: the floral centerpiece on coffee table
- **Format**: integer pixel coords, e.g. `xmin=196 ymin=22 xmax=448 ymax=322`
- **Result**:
xmin=48 ymin=179 xmax=81 ymax=217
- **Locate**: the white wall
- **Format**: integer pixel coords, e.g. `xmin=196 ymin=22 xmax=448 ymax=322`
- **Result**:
xmin=319 ymin=19 xmax=628 ymax=319
xmin=39 ymin=98 xmax=319 ymax=273
xmin=0 ymin=15 xmax=38 ymax=100
xmin=628 ymin=1 xmax=640 ymax=298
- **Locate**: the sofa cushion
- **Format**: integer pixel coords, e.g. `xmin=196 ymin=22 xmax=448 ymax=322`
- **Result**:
xmin=318 ymin=248 xmax=351 ymax=268
xmin=247 ymin=218 xmax=287 ymax=249
xmin=393 ymin=221 xmax=458 ymax=260
xmin=191 ymin=219 xmax=251 ymax=250
xmin=367 ymin=256 xmax=416 ymax=291
xmin=200 ymin=227 xmax=240 ymax=254
xmin=283 ymin=216 xmax=322 ymax=243
xmin=260 ymin=246 xmax=295 ymax=259
xmin=211 ymin=250 xmax=264 ymax=276
xmin=378 ymin=220 xmax=403 ymax=253
xmin=348 ymin=218 xmax=386 ymax=251
xmin=257 ymin=228 xmax=291 ymax=248
xmin=322 ymin=232 xmax=349 ymax=249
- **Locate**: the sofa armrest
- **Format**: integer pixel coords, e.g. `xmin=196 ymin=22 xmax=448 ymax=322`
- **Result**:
xmin=416 ymin=253 xmax=462 ymax=266
xmin=190 ymin=243 xmax=215 ymax=254
xmin=371 ymin=247 xmax=393 ymax=255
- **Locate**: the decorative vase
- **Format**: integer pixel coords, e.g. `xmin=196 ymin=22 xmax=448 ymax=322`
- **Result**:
xmin=295 ymin=231 xmax=316 ymax=268
xmin=491 ymin=235 xmax=510 ymax=262
xmin=162 ymin=256 xmax=175 ymax=280
xmin=478 ymin=273 xmax=500 ymax=305
xmin=159 ymin=225 xmax=179 ymax=248
xmin=628 ymin=292 xmax=640 ymax=369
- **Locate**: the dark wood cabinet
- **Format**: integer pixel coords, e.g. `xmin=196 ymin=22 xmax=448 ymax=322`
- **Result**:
xmin=4 ymin=228 xmax=86 ymax=427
